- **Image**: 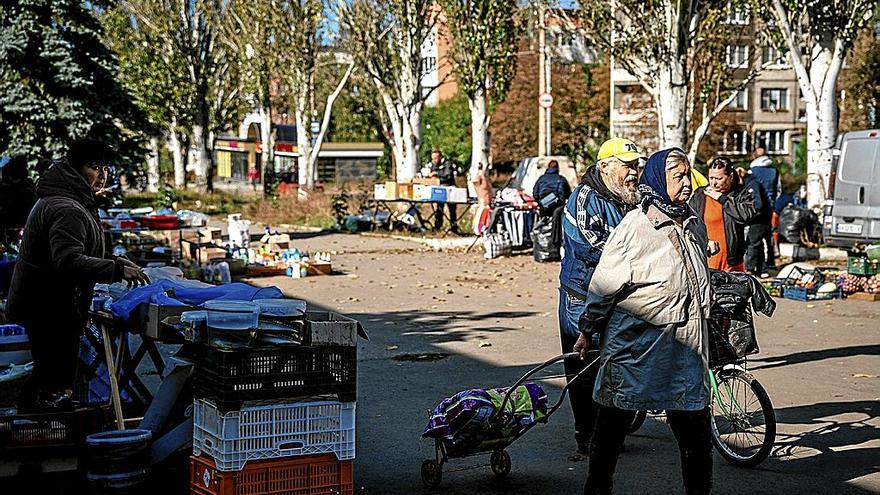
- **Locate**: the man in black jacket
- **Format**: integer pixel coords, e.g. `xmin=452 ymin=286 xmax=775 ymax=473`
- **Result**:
xmin=7 ymin=139 xmax=149 ymax=412
xmin=689 ymin=157 xmax=760 ymax=271
xmin=427 ymin=149 xmax=462 ymax=233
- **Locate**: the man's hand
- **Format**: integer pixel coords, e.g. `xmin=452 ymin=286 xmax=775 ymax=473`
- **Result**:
xmin=704 ymin=188 xmax=722 ymax=201
xmin=573 ymin=333 xmax=590 ymax=361
xmin=707 ymin=240 xmax=721 ymax=257
xmin=122 ymin=265 xmax=150 ymax=288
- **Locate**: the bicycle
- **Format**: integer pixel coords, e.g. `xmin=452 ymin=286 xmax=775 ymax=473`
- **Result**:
xmin=628 ymin=358 xmax=776 ymax=468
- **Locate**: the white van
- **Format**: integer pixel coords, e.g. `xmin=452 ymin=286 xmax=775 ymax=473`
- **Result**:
xmin=823 ymin=129 xmax=880 ymax=247
xmin=507 ymin=156 xmax=582 ymax=197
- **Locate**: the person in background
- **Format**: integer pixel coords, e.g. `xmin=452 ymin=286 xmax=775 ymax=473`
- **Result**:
xmin=248 ymin=166 xmax=260 ymax=192
xmin=533 ymin=159 xmax=572 ymax=209
xmin=427 ymin=149 xmax=462 ymax=234
xmin=747 ymin=148 xmax=780 ymax=269
xmin=575 ymin=148 xmax=714 ymax=495
xmin=689 ymin=157 xmax=759 ymax=272
xmin=558 ymin=137 xmax=645 ymax=457
xmin=7 ymin=139 xmax=150 ymax=412
xmin=471 ymin=163 xmax=494 ymax=235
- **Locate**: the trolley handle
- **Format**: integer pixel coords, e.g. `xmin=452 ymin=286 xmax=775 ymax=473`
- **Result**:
xmin=491 ymin=352 xmax=595 ymax=423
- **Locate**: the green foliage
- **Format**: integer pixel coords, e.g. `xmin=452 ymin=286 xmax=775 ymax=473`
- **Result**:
xmin=0 ymin=0 xmax=150 ymax=173
xmin=437 ymin=0 xmax=520 ymax=105
xmin=324 ymin=71 xmax=383 ymax=143
xmin=421 ymin=94 xmax=472 ymax=167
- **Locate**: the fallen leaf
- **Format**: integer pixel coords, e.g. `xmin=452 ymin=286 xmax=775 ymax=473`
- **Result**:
xmin=852 ymin=373 xmax=878 ymax=378
xmin=385 ymin=345 xmax=399 ymax=351
xmin=479 ymin=342 xmax=492 ymax=348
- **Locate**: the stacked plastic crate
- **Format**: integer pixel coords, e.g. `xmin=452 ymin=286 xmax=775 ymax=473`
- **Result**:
xmin=189 ymin=310 xmax=360 ymax=495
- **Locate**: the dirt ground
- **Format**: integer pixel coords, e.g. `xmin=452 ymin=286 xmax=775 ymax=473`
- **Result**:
xmin=243 ymin=232 xmax=880 ymax=495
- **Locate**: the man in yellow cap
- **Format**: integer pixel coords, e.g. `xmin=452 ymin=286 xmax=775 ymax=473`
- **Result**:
xmin=558 ymin=137 xmax=646 ymax=457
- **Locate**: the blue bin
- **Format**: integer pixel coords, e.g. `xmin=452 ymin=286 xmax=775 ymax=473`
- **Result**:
xmin=430 ymin=187 xmax=448 ymax=202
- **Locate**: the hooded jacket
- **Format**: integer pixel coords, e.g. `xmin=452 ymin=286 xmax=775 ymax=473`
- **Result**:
xmin=558 ymin=166 xmax=633 ymax=307
xmin=748 ymin=156 xmax=780 ymax=205
xmin=7 ymin=162 xmax=123 ymax=327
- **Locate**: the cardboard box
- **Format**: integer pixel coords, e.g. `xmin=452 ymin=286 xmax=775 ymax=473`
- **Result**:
xmin=307 ymin=261 xmax=332 ymax=276
xmin=181 ymin=239 xmax=218 ymax=260
xmin=412 ymin=177 xmax=441 ymax=186
xmin=306 ymin=311 xmax=360 ymax=346
xmin=384 ymin=181 xmax=400 ymax=200
xmin=198 ymin=247 xmax=228 ymax=265
xmin=397 ymin=183 xmax=413 ymax=199
xmin=447 ymin=187 xmax=468 ymax=203
xmin=140 ymin=302 xmax=198 ymax=339
xmin=373 ymin=184 xmax=387 ymax=200
xmin=198 ymin=227 xmax=222 ymax=242
xmin=413 ymin=184 xmax=431 ymax=201
xmin=259 ymin=233 xmax=291 ymax=252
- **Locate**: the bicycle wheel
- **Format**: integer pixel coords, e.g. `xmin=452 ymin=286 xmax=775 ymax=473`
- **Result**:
xmin=628 ymin=410 xmax=648 ymax=434
xmin=710 ymin=371 xmax=776 ymax=468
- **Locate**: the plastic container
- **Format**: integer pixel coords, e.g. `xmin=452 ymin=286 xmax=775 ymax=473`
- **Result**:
xmin=85 ymin=429 xmax=152 ymax=476
xmin=192 ymin=344 xmax=356 ymax=413
xmin=190 ymin=453 xmax=353 ymax=495
xmin=783 ymin=285 xmax=843 ymax=301
xmin=0 ymin=406 xmax=108 ymax=451
xmin=255 ymin=299 xmax=307 ymax=318
xmin=193 ymin=399 xmax=355 ymax=471
xmin=0 ymin=324 xmax=31 ymax=367
xmin=141 ymin=214 xmax=179 ymax=230
xmin=205 ymin=300 xmax=259 ymax=331
xmin=847 ymin=256 xmax=879 ymax=276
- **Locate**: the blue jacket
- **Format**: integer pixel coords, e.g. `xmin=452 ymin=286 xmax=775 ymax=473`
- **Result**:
xmin=532 ymin=168 xmax=571 ymax=206
xmin=559 ymin=175 xmax=626 ymax=301
xmin=748 ymin=157 xmax=780 ymax=205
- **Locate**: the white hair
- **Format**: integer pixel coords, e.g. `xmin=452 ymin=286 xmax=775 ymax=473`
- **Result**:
xmin=665 ymin=150 xmax=689 ymax=170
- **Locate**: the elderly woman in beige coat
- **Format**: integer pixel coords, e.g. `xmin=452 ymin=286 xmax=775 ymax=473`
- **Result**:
xmin=574 ymin=148 xmax=716 ymax=495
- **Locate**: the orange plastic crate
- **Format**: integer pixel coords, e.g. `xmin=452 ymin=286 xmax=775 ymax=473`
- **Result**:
xmin=190 ymin=453 xmax=353 ymax=495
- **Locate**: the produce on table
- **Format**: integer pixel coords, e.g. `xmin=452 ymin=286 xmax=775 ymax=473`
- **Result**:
xmin=840 ymin=273 xmax=880 ymax=294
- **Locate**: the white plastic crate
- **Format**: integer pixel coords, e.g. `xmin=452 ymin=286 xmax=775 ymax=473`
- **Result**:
xmin=192 ymin=399 xmax=355 ymax=471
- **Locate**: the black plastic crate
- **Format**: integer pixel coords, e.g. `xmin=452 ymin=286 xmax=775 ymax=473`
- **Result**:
xmin=192 ymin=344 xmax=356 ymax=412
xmin=0 ymin=406 xmax=108 ymax=452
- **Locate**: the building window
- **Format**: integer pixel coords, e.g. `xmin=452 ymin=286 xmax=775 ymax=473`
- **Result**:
xmin=760 ymin=88 xmax=789 ymax=111
xmin=724 ymin=9 xmax=750 ymax=25
xmin=728 ymin=90 xmax=748 ymax=110
xmin=723 ymin=130 xmax=748 ymax=155
xmin=761 ymin=46 xmax=788 ymax=66
xmin=556 ymin=33 xmax=573 ymax=47
xmin=756 ymin=130 xmax=788 ymax=154
xmin=421 ymin=56 xmax=437 ymax=75
xmin=726 ymin=45 xmax=749 ymax=68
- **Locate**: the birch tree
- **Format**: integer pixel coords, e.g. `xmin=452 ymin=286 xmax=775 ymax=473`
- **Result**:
xmin=222 ymin=1 xmax=282 ymax=181
xmin=123 ymin=0 xmax=241 ymax=191
xmin=569 ymin=0 xmax=766 ymax=161
xmin=338 ymin=0 xmax=437 ymax=181
xmin=103 ymin=2 xmax=195 ymax=191
xmin=437 ymin=0 xmax=519 ymax=180
xmin=761 ymin=0 xmax=876 ymax=207
xmin=277 ymin=0 xmax=354 ymax=189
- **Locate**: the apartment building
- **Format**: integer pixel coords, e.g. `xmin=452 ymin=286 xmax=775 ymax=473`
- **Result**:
xmin=612 ymin=9 xmax=809 ymax=164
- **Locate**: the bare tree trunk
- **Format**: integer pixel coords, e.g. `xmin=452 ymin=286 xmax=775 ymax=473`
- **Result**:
xmin=468 ymin=87 xmax=490 ymax=195
xmin=258 ymin=105 xmax=273 ymax=178
xmin=804 ymin=43 xmax=840 ymax=207
xmin=295 ymin=106 xmax=314 ymax=189
xmin=656 ymin=61 xmax=688 ymax=151
xmin=168 ymin=123 xmax=186 ymax=188
xmin=147 ymin=137 xmax=161 ymax=193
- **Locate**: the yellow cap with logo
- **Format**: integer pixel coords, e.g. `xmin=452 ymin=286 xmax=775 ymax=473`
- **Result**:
xmin=597 ymin=137 xmax=645 ymax=162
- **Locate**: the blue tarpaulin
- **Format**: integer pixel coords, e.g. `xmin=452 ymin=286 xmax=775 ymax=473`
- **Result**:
xmin=109 ymin=280 xmax=285 ymax=320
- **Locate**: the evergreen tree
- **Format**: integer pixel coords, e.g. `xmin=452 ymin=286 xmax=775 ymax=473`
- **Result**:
xmin=0 ymin=0 xmax=148 ymax=172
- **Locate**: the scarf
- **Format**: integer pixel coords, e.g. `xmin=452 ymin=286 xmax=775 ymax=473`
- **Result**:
xmin=638 ymin=148 xmax=691 ymax=219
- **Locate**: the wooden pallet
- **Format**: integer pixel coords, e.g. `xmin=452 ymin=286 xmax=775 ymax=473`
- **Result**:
xmin=848 ymin=292 xmax=880 ymax=301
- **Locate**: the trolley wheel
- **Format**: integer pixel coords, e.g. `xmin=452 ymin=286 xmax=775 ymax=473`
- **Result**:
xmin=628 ymin=410 xmax=648 ymax=434
xmin=490 ymin=450 xmax=511 ymax=479
xmin=421 ymin=459 xmax=442 ymax=487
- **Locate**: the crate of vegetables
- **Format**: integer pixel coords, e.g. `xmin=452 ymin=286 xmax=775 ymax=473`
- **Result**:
xmin=847 ymin=256 xmax=879 ymax=276
xmin=840 ymin=273 xmax=880 ymax=296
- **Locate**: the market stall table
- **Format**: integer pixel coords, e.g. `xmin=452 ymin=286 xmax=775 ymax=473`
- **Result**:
xmin=366 ymin=198 xmax=476 ymax=234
